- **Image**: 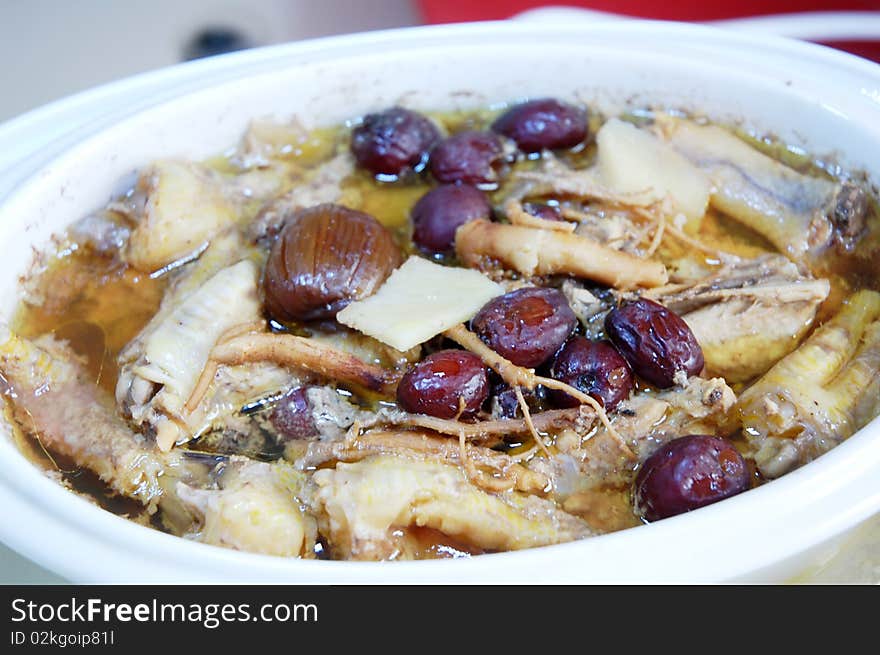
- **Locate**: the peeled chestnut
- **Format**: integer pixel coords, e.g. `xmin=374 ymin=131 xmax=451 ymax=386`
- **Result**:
xmin=263 ymin=203 xmax=401 ymax=322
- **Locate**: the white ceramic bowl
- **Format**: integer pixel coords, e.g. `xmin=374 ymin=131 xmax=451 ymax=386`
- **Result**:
xmin=1 ymin=20 xmax=879 ymax=583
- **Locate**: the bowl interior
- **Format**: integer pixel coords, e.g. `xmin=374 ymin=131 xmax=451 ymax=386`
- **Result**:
xmin=1 ymin=21 xmax=879 ymax=582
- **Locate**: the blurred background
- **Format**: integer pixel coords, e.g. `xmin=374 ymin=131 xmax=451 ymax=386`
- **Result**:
xmin=2 ymin=0 xmax=880 ymax=123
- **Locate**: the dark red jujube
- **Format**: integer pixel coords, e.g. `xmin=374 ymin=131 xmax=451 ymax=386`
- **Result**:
xmin=396 ymin=350 xmax=489 ymax=419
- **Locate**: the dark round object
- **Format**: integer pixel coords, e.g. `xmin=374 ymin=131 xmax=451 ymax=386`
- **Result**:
xmin=548 ymin=337 xmax=634 ymax=411
xmin=488 ymin=381 xmax=522 ymax=419
xmin=396 ymin=350 xmax=489 ymax=419
xmin=429 ymin=130 xmax=504 ymax=186
xmin=183 ymin=27 xmax=252 ymax=61
xmin=491 ymin=98 xmax=588 ymax=153
xmin=350 ymin=107 xmax=440 ymax=178
xmin=269 ymin=387 xmax=317 ymax=440
xmin=605 ymin=298 xmax=704 ymax=388
xmin=633 ymin=435 xmax=751 ymax=522
xmin=471 ymin=287 xmax=577 ymax=368
xmin=411 ymin=184 xmax=492 ymax=254
xmin=522 ymin=202 xmax=563 ymax=222
xmin=263 ymin=204 xmax=401 ymax=322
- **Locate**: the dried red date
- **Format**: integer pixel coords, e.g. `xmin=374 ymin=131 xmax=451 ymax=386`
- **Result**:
xmin=605 ymin=298 xmax=703 ymax=388
xmin=491 ymin=98 xmax=588 ymax=153
xmin=633 ymin=435 xmax=751 ymax=521
xmin=429 ymin=130 xmax=504 ymax=187
xmin=411 ymin=184 xmax=492 ymax=254
xmin=471 ymin=287 xmax=577 ymax=368
xmin=396 ymin=350 xmax=489 ymax=419
xmin=351 ymin=107 xmax=440 ymax=178
xmin=548 ymin=337 xmax=633 ymax=411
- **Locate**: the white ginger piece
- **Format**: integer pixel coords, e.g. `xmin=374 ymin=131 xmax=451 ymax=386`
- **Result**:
xmin=337 ymin=256 xmax=504 ymax=351
xmin=596 ymin=118 xmax=710 ymax=232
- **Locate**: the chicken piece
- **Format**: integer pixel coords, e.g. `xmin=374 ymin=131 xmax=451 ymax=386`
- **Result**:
xmin=455 ymin=218 xmax=668 ymax=290
xmin=657 ymin=116 xmax=868 ymax=259
xmin=0 ymin=330 xmax=313 ymax=556
xmin=0 ymin=330 xmax=191 ymax=510
xmin=124 ymin=160 xmax=238 ymax=272
xmin=68 ymin=210 xmax=133 ymax=255
xmin=232 ymin=117 xmax=339 ymax=170
xmin=116 ymin=258 xmax=291 ymax=450
xmin=222 ymin=119 xmax=347 ymax=218
xmin=311 ymin=455 xmax=593 ymax=560
xmin=569 ymin=209 xmax=651 ymax=254
xmin=141 ymin=229 xmax=251 ymax=322
xmin=735 ymin=289 xmax=880 ymax=478
xmin=120 ymin=228 xmax=254 ymax=360
xmin=134 ymin=260 xmax=260 ymax=402
xmin=177 ymin=458 xmax=312 ymax=557
xmin=644 ymin=255 xmax=831 ymax=382
xmin=234 ymin=117 xmax=310 ymax=169
xmin=223 ymin=162 xmax=300 ymax=210
xmin=653 ymin=376 xmax=738 ymax=435
xmin=249 ymin=152 xmax=355 ymax=243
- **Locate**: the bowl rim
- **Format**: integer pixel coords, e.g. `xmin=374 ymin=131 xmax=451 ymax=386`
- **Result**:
xmin=1 ymin=19 xmax=879 ymax=583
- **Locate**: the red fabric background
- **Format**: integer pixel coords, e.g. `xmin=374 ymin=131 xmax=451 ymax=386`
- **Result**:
xmin=418 ymin=0 xmax=880 ymax=23
xmin=417 ymin=2 xmax=880 ymax=61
